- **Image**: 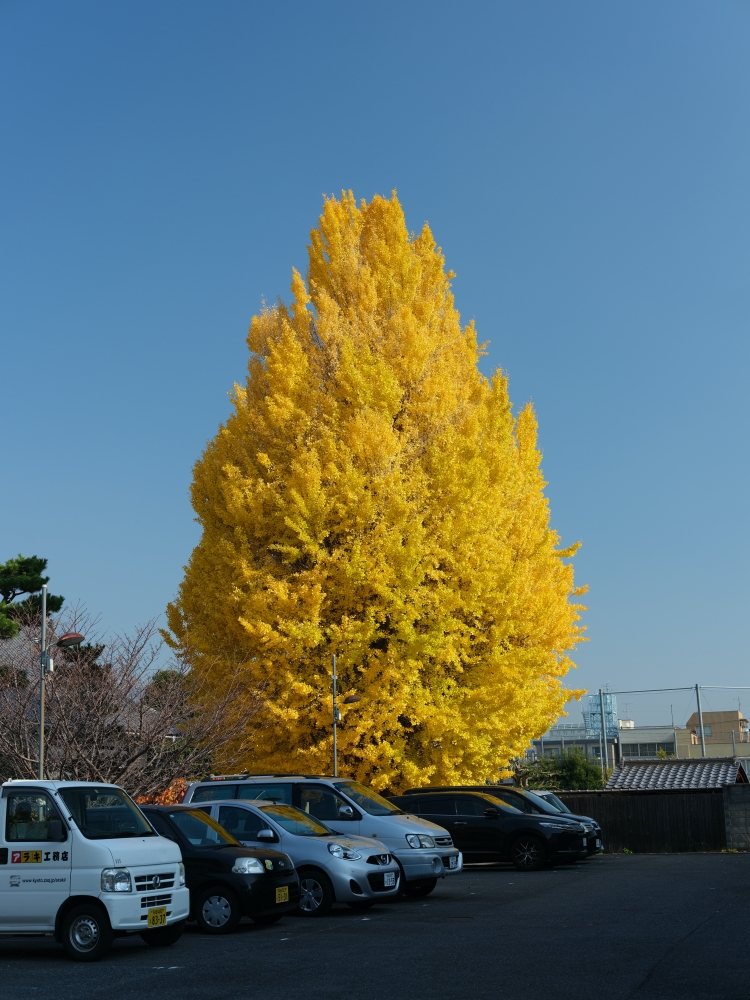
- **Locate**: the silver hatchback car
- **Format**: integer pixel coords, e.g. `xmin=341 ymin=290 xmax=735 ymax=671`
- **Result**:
xmin=199 ymin=799 xmax=401 ymax=916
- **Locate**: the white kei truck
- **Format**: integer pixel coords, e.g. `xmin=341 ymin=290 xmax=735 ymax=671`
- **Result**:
xmin=0 ymin=780 xmax=189 ymax=961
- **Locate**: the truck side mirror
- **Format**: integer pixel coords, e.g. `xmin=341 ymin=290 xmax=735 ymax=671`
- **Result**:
xmin=256 ymin=829 xmax=277 ymax=841
xmin=338 ymin=806 xmax=354 ymax=819
xmin=48 ymin=819 xmax=66 ymax=842
xmin=484 ymin=807 xmax=499 ymax=819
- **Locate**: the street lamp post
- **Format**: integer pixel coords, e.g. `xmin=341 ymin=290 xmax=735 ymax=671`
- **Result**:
xmin=38 ymin=584 xmax=85 ymax=780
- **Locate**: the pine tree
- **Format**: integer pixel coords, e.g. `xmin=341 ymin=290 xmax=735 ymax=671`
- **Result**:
xmin=0 ymin=555 xmax=64 ymax=639
xmin=167 ymin=192 xmax=586 ymax=789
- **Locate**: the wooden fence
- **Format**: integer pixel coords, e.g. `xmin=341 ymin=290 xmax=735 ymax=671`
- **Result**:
xmin=555 ymin=788 xmax=732 ymax=853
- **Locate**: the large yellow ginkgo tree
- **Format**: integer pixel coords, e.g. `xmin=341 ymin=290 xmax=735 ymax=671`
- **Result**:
xmin=167 ymin=192 xmax=586 ymax=790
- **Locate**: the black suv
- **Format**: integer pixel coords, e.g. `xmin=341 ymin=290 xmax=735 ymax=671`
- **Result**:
xmin=403 ymin=785 xmax=603 ymax=855
xmin=142 ymin=805 xmax=300 ymax=933
xmin=389 ymin=791 xmax=588 ymax=870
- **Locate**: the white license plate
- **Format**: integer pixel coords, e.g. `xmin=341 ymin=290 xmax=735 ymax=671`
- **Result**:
xmin=596 ymin=839 xmax=601 ymax=848
xmin=583 ymin=838 xmax=587 ymax=847
xmin=384 ymin=872 xmax=396 ymax=887
xmin=448 ymin=856 xmax=458 ymax=869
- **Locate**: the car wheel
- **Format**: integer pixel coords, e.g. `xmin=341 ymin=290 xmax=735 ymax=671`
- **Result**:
xmin=140 ymin=919 xmax=186 ymax=947
xmin=403 ymin=877 xmax=438 ymax=898
xmin=61 ymin=904 xmax=114 ymax=962
xmin=347 ymin=899 xmax=376 ymax=910
xmin=297 ymin=868 xmax=335 ymax=917
xmin=195 ymin=888 xmax=241 ymax=934
xmin=511 ymin=836 xmax=547 ymax=871
xmin=251 ymin=913 xmax=283 ymax=925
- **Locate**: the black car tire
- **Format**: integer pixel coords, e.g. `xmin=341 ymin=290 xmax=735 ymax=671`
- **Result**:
xmin=140 ymin=919 xmax=186 ymax=947
xmin=403 ymin=877 xmax=438 ymax=898
xmin=61 ymin=903 xmax=114 ymax=962
xmin=251 ymin=913 xmax=283 ymax=925
xmin=348 ymin=899 xmax=376 ymax=910
xmin=511 ymin=836 xmax=547 ymax=871
xmin=297 ymin=868 xmax=335 ymax=917
xmin=195 ymin=887 xmax=242 ymax=934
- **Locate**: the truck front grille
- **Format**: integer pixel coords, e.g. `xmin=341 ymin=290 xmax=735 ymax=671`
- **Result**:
xmin=135 ymin=872 xmax=175 ymax=891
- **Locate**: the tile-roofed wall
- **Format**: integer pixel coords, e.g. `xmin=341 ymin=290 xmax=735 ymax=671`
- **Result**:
xmin=606 ymin=758 xmax=746 ymax=791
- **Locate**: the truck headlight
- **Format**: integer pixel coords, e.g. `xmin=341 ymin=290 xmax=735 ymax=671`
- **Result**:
xmin=328 ymin=843 xmax=362 ymax=860
xmin=178 ymin=862 xmax=186 ymax=886
xmin=101 ymin=868 xmax=132 ymax=892
xmin=406 ymin=834 xmax=435 ymax=849
xmin=232 ymin=857 xmax=265 ymax=874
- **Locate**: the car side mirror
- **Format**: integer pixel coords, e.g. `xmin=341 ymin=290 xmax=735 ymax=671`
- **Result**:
xmin=338 ymin=806 xmax=355 ymax=819
xmin=256 ymin=829 xmax=277 ymax=841
xmin=484 ymin=807 xmax=499 ymax=819
xmin=48 ymin=819 xmax=66 ymax=842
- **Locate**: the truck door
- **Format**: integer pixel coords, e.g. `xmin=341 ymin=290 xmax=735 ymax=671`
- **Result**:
xmin=0 ymin=788 xmax=71 ymax=930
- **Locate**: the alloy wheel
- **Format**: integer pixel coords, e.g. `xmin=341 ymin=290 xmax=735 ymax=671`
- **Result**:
xmin=513 ymin=838 xmax=543 ymax=870
xmin=299 ymin=878 xmax=325 ymax=913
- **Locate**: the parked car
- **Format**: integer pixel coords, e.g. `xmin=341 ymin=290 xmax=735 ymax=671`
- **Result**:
xmin=402 ymin=784 xmax=603 ymax=855
xmin=389 ymin=791 xmax=589 ymax=870
xmin=194 ymin=799 xmax=401 ymax=916
xmin=531 ymin=791 xmax=603 ymax=854
xmin=0 ymin=780 xmax=189 ymax=961
xmin=183 ymin=774 xmax=462 ymax=898
xmin=141 ymin=805 xmax=299 ymax=933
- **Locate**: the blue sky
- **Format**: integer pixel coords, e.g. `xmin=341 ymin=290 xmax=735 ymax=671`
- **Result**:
xmin=2 ymin=1 xmax=749 ymax=725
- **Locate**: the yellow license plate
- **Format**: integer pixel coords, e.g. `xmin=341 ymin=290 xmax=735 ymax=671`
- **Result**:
xmin=147 ymin=907 xmax=167 ymax=927
xmin=275 ymin=885 xmax=289 ymax=904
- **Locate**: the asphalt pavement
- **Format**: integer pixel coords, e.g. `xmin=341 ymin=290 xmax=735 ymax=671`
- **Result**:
xmin=2 ymin=853 xmax=748 ymax=1000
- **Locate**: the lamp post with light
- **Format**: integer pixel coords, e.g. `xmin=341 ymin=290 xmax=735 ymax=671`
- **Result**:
xmin=38 ymin=583 xmax=85 ymax=779
xmin=331 ymin=654 xmax=360 ymax=777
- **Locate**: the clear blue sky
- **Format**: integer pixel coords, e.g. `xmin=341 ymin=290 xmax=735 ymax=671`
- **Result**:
xmin=2 ymin=1 xmax=749 ymax=724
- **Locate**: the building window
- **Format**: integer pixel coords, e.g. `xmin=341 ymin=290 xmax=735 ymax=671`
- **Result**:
xmin=622 ymin=742 xmax=675 ymax=758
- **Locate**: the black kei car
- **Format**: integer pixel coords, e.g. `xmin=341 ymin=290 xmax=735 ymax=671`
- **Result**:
xmin=403 ymin=785 xmax=603 ymax=855
xmin=141 ymin=805 xmax=300 ymax=933
xmin=389 ymin=791 xmax=589 ymax=870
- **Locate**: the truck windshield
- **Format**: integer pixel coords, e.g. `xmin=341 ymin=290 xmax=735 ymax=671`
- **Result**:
xmin=58 ymin=786 xmax=154 ymax=840
xmin=333 ymin=781 xmax=402 ymax=816
xmin=260 ymin=804 xmax=330 ymax=836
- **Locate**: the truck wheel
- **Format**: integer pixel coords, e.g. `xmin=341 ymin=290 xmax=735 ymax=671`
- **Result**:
xmin=195 ymin=888 xmax=241 ymax=934
xmin=511 ymin=836 xmax=547 ymax=871
xmin=61 ymin=903 xmax=114 ymax=962
xmin=140 ymin=919 xmax=186 ymax=946
xmin=403 ymin=877 xmax=438 ymax=898
xmin=297 ymin=868 xmax=335 ymax=917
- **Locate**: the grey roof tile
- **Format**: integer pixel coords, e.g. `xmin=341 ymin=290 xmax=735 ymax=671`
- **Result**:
xmin=606 ymin=758 xmax=748 ymax=791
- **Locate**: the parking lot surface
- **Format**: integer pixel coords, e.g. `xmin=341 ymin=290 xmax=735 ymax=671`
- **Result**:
xmin=2 ymin=853 xmax=748 ymax=999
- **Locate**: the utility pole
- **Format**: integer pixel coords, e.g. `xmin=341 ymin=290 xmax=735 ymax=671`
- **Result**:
xmin=39 ymin=585 xmax=48 ymax=780
xmin=332 ymin=654 xmax=340 ymax=777
xmin=695 ymin=683 xmax=706 ymax=758
xmin=598 ymin=688 xmax=607 ymax=779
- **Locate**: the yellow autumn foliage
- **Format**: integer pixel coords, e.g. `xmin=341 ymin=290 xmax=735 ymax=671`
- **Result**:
xmin=166 ymin=192 xmax=586 ymax=790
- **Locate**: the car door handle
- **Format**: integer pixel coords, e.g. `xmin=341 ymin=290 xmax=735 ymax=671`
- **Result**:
xmin=453 ymin=821 xmax=468 ymax=827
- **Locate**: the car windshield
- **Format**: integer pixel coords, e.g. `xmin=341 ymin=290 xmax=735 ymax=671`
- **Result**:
xmin=524 ymin=789 xmax=568 ymax=815
xmin=260 ymin=804 xmax=331 ymax=836
xmin=539 ymin=792 xmax=570 ymax=813
xmin=168 ymin=809 xmax=240 ymax=847
xmin=333 ymin=781 xmax=402 ymax=816
xmin=58 ymin=786 xmax=154 ymax=840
